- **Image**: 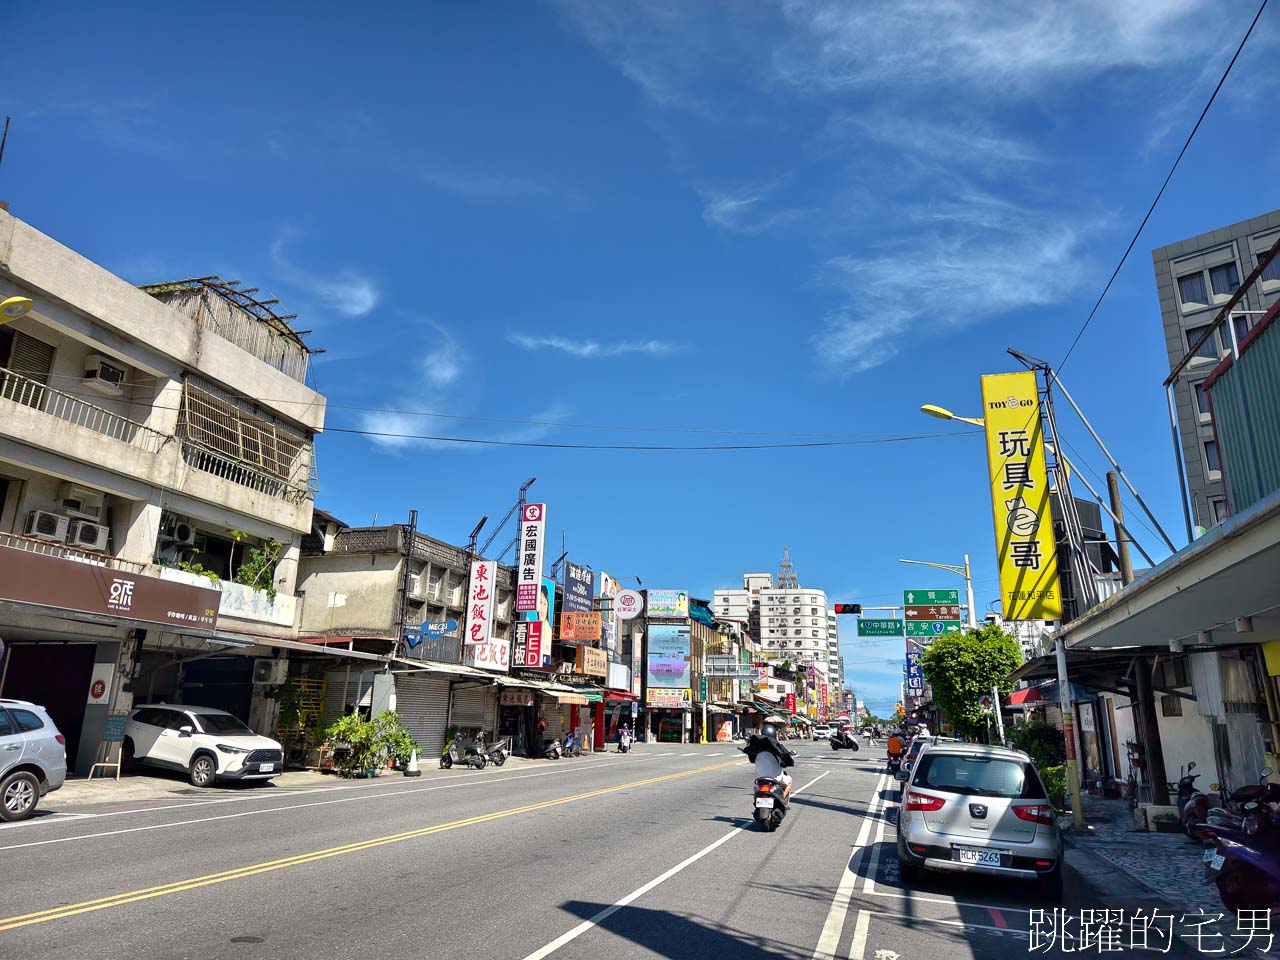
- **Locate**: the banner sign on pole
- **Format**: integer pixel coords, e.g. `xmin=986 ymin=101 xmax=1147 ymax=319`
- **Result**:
xmin=515 ymin=503 xmax=547 ymax=612
xmin=464 ymin=559 xmax=495 ymax=645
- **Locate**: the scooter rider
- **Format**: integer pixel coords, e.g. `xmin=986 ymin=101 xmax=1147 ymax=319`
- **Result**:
xmin=743 ymin=722 xmax=795 ymax=800
xmin=886 ymin=730 xmax=905 ymax=767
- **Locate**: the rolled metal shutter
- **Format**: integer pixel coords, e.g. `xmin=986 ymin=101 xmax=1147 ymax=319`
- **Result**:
xmin=450 ymin=683 xmax=486 ymax=727
xmin=324 ymin=669 xmax=376 ymax=722
xmin=395 ymin=675 xmax=451 ymax=757
xmin=540 ymin=695 xmax=570 ymax=742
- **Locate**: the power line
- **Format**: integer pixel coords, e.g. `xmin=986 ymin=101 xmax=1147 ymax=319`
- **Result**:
xmin=323 ymin=425 xmax=981 ymax=451
xmin=1055 ymin=0 xmax=1270 ymax=376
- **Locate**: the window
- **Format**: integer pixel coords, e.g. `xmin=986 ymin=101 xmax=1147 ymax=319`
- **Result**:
xmin=1193 ymin=382 xmax=1211 ymax=420
xmin=1210 ymin=497 xmax=1230 ymax=524
xmin=166 ymin=711 xmax=195 ymax=731
xmin=11 ymin=710 xmax=44 ymax=732
xmin=0 ymin=711 xmax=13 ymax=737
xmin=195 ymin=714 xmax=254 ymax=736
xmin=1231 ymin=314 xmax=1251 ymax=349
xmin=1209 ymin=262 xmax=1240 ymax=297
xmin=1259 ymin=252 xmax=1280 ymax=284
xmin=1157 ymin=657 xmax=1190 ymax=688
xmin=912 ymin=754 xmax=1046 ymax=799
xmin=1204 ymin=439 xmax=1222 ymax=477
xmin=1161 ymin=694 xmax=1183 ymax=717
xmin=1185 ymin=325 xmax=1219 ymax=362
xmin=1178 ymin=271 xmax=1209 ymax=306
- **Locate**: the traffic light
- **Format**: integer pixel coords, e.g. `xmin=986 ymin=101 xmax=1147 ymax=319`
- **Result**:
xmin=833 ymin=603 xmax=862 ymax=615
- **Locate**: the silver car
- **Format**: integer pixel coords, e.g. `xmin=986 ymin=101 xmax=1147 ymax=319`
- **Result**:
xmin=895 ymin=743 xmax=1063 ymax=900
xmin=0 ymin=699 xmax=67 ymax=822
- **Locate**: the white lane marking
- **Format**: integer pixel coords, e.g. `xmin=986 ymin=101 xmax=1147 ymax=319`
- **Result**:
xmin=862 ymin=910 xmax=1029 ymax=938
xmin=0 ymin=812 xmax=100 ymax=831
xmin=811 ymin=771 xmax=888 ymax=960
xmin=0 ymin=755 xmax=676 ymax=853
xmin=866 ymin=889 xmax=1032 ymax=914
xmin=848 ymin=909 xmax=872 ymax=960
xmin=521 ymin=771 xmax=830 ymax=960
xmin=861 ymin=794 xmax=889 ymax=894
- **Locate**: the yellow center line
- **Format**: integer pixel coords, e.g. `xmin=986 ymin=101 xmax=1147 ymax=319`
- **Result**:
xmin=0 ymin=758 xmax=743 ymax=932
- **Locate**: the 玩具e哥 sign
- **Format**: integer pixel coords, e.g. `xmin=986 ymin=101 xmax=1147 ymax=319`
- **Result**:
xmin=515 ymin=503 xmax=547 ymax=613
xmin=0 ymin=545 xmax=220 ymax=630
xmin=646 ymin=623 xmax=690 ymax=688
xmin=464 ymin=559 xmax=496 ymax=645
xmin=645 ymin=589 xmax=688 ymax=619
xmin=560 ymin=611 xmax=602 ymax=642
xmin=562 ymin=561 xmax=595 ymax=613
xmin=981 ymin=371 xmax=1063 ymax=621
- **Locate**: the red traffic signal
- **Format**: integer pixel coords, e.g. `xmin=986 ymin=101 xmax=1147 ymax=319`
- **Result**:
xmin=833 ymin=603 xmax=862 ymax=615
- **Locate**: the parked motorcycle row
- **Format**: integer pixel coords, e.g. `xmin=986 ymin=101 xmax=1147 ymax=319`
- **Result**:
xmin=1191 ymin=764 xmax=1280 ymax=914
xmin=439 ymin=730 xmax=511 ymax=770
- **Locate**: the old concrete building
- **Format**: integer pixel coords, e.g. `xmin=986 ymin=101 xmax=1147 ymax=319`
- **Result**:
xmin=0 ymin=209 xmax=372 ymax=774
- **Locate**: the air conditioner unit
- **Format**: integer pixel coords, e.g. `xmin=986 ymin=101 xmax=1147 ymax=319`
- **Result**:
xmin=252 ymin=660 xmax=288 ymax=685
xmin=67 ymin=519 xmax=110 ymax=552
xmin=162 ymin=519 xmax=197 ymax=546
xmin=57 ymin=483 xmax=106 ymax=520
xmin=82 ymin=354 xmax=127 ymax=397
xmin=24 ymin=510 xmax=69 ymax=543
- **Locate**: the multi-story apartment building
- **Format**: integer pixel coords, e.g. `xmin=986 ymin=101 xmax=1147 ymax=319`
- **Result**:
xmin=1153 ymin=210 xmax=1280 ymax=534
xmin=758 ymin=586 xmax=832 ymax=673
xmin=0 ymin=209 xmax=337 ymax=773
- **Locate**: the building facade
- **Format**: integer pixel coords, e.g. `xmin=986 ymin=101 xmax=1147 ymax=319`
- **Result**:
xmin=1153 ymin=210 xmax=1280 ymax=534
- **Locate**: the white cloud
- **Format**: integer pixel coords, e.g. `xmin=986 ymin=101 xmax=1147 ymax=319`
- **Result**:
xmin=815 ymin=194 xmax=1096 ymax=372
xmin=270 ymin=231 xmax=378 ymax=318
xmin=508 ymin=333 xmax=682 ymax=358
xmin=418 ymin=164 xmax=568 ymax=202
xmin=357 ymin=405 xmax=572 ymax=453
xmin=419 ymin=322 xmax=465 ymax=390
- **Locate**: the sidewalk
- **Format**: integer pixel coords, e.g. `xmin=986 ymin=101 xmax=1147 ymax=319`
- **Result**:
xmin=1063 ymin=793 xmax=1220 ymax=916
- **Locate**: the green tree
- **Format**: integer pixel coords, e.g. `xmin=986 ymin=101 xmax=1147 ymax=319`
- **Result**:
xmin=919 ymin=623 xmax=1022 ymax=739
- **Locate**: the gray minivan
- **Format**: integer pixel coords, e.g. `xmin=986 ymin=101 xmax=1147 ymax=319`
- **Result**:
xmin=0 ymin=698 xmax=67 ymax=822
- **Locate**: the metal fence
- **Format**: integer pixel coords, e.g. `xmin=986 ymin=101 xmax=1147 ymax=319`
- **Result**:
xmin=0 ymin=530 xmax=148 ymax=573
xmin=0 ymin=366 xmax=166 ymax=453
xmin=180 ymin=442 xmax=309 ymax=504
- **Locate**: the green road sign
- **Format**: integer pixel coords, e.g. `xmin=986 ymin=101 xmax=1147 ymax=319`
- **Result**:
xmin=903 ymin=588 xmax=959 ymax=606
xmin=906 ymin=621 xmax=964 ymax=637
xmin=699 ymin=676 xmax=708 ymax=699
xmin=857 ymin=619 xmax=904 ymax=637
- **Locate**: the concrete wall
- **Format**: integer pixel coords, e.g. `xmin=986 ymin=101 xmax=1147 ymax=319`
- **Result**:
xmin=297 ymin=554 xmax=403 ymax=635
xmin=1154 ymin=694 xmax=1218 ymax=789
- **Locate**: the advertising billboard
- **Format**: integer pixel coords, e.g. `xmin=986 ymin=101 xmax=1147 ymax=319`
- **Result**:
xmin=599 ymin=571 xmax=622 ymax=598
xmin=517 ymin=576 xmax=555 ymax=669
xmin=563 ymin=561 xmax=595 ymax=613
xmin=560 ymin=611 xmax=602 ymax=642
xmin=463 ymin=559 xmax=495 ymax=645
xmin=981 ymin=372 xmax=1063 ymax=620
xmin=646 ymin=623 xmax=690 ymax=689
xmin=515 ymin=503 xmax=547 ymax=612
xmin=615 ymin=589 xmax=643 ymax=620
xmin=645 ymin=589 xmax=688 ymax=619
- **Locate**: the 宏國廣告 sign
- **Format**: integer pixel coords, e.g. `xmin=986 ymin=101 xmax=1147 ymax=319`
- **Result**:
xmin=515 ymin=503 xmax=547 ymax=612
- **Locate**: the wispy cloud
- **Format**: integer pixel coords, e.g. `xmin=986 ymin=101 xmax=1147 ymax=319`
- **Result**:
xmin=419 ymin=321 xmax=466 ymax=390
xmin=508 ymin=333 xmax=683 ymax=358
xmin=417 ymin=163 xmax=580 ymax=205
xmin=357 ymin=405 xmax=572 ymax=453
xmin=699 ymin=186 xmax=809 ymax=234
xmin=270 ymin=230 xmax=378 ymax=318
xmin=815 ymin=193 xmax=1097 ymax=373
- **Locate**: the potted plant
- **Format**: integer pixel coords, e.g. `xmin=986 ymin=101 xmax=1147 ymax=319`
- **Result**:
xmin=323 ymin=712 xmax=418 ymax=778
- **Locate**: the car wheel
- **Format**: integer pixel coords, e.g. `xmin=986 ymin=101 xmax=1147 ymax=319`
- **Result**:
xmin=189 ymin=753 xmax=217 ymax=788
xmin=1036 ymin=867 xmax=1064 ymax=903
xmin=0 ymin=770 xmax=40 ymax=822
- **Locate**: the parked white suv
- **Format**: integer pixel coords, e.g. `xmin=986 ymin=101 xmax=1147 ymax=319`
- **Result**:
xmin=0 ymin=699 xmax=67 ymax=821
xmin=124 ymin=704 xmax=283 ymax=787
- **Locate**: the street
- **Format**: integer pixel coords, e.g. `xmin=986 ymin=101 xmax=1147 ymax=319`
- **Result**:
xmin=0 ymin=742 xmax=1191 ymax=960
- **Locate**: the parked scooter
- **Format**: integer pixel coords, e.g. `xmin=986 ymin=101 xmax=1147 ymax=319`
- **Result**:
xmin=440 ymin=732 xmax=487 ymax=770
xmin=563 ymin=731 xmax=583 ymax=758
xmin=1173 ymin=762 xmax=1200 ymax=834
xmin=542 ymin=737 xmax=563 ymax=760
xmin=1204 ymin=770 xmax=1280 ymax=833
xmin=483 ymin=736 xmax=511 ymax=767
xmin=1201 ymin=768 xmax=1280 ymax=913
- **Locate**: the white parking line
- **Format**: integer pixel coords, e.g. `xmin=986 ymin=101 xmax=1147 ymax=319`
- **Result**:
xmin=0 ymin=754 xmax=678 ymax=852
xmin=811 ymin=770 xmax=889 ymax=960
xmin=521 ymin=771 xmax=830 ymax=960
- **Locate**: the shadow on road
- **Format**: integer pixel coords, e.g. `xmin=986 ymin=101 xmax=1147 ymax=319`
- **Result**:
xmin=557 ymin=900 xmax=809 ymax=959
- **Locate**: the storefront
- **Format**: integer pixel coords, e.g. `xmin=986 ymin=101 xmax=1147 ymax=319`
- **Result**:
xmin=646 ymin=687 xmax=692 ymax=743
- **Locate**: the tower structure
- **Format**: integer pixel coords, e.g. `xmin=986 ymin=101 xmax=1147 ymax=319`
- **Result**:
xmin=776 ymin=545 xmax=799 ymax=590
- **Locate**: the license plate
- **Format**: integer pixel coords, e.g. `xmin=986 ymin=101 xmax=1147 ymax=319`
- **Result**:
xmin=954 ymin=846 xmax=1004 ymax=866
xmin=1203 ymin=849 xmax=1215 ymax=863
xmin=1209 ymin=854 xmax=1225 ymax=871
xmin=258 ymin=763 xmax=275 ymax=772
xmin=755 ymin=797 xmax=774 ymax=808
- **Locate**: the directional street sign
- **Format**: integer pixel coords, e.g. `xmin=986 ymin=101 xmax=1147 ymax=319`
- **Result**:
xmin=906 ymin=621 xmax=963 ymax=637
xmin=903 ymin=589 xmax=959 ymax=606
xmin=857 ymin=618 xmax=904 ymax=637
xmin=904 ymin=605 xmax=960 ymax=621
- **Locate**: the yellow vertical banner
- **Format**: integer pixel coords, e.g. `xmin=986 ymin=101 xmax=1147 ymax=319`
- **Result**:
xmin=981 ymin=371 xmax=1063 ymax=621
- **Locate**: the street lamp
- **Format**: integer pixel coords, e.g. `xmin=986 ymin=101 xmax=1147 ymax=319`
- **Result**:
xmin=920 ymin=404 xmax=985 ymax=428
xmin=898 ymin=556 xmax=977 ymax=629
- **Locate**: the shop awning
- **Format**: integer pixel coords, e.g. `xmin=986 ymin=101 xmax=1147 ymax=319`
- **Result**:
xmin=389 ymin=657 xmax=497 ymax=679
xmin=549 ymin=692 xmax=590 ymax=705
xmin=605 ymin=690 xmax=638 ymax=702
xmin=565 ymin=684 xmax=604 ymax=703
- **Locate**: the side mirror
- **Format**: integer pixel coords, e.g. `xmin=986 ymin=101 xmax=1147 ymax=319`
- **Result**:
xmin=1188 ymin=761 xmax=1196 ymax=771
xmin=1262 ymin=767 xmax=1275 ymax=780
xmin=179 ymin=726 xmax=194 ymax=738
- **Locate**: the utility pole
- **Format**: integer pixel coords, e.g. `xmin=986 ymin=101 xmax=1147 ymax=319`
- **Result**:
xmin=991 ymin=684 xmax=1006 ymax=745
xmin=394 ymin=509 xmax=418 ymax=661
xmin=1107 ymin=471 xmax=1135 ymax=587
xmin=1056 ymin=638 xmax=1086 ymax=828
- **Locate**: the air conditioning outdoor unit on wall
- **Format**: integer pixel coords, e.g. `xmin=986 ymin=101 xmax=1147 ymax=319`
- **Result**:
xmin=162 ymin=518 xmax=197 ymax=546
xmin=24 ymin=510 xmax=69 ymax=543
xmin=252 ymin=660 xmax=287 ymax=685
xmin=57 ymin=483 xmax=105 ymax=520
xmin=67 ymin=519 xmax=110 ymax=552
xmin=82 ymin=354 xmax=127 ymax=397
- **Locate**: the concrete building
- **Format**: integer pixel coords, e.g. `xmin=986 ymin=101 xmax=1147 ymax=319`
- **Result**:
xmin=1153 ymin=210 xmax=1280 ymax=534
xmin=0 ymin=209 xmax=361 ymax=774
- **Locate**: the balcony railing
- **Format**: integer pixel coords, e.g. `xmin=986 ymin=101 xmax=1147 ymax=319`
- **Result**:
xmin=0 ymin=366 xmax=167 ymax=453
xmin=180 ymin=442 xmax=310 ymax=504
xmin=0 ymin=530 xmax=148 ymax=574
xmin=403 ymin=633 xmax=463 ymax=665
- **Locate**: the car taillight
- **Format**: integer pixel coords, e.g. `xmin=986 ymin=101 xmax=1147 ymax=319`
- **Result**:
xmin=758 ymin=783 xmax=773 ymax=793
xmin=1013 ymin=804 xmax=1055 ymax=825
xmin=905 ymin=791 xmax=945 ymax=812
xmin=55 ymin=734 xmax=65 ymax=745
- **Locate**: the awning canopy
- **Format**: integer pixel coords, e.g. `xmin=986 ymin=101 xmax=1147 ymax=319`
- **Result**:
xmin=550 ymin=692 xmax=590 ymax=705
xmin=390 ymin=657 xmax=497 ymax=679
xmin=1054 ymin=485 xmax=1280 ymax=651
xmin=604 ymin=690 xmax=638 ymax=702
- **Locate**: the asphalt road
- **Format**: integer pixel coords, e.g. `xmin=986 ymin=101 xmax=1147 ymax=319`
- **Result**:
xmin=0 ymin=741 xmax=1201 ymax=959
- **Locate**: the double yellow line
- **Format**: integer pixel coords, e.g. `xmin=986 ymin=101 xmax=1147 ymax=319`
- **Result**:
xmin=0 ymin=758 xmax=742 ymax=932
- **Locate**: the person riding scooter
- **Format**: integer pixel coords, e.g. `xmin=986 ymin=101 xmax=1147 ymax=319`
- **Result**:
xmin=886 ymin=731 xmax=905 ymax=774
xmin=743 ymin=722 xmax=795 ymax=800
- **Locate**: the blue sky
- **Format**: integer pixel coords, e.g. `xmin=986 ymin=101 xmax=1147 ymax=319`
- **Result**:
xmin=4 ymin=2 xmax=1279 ymax=714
